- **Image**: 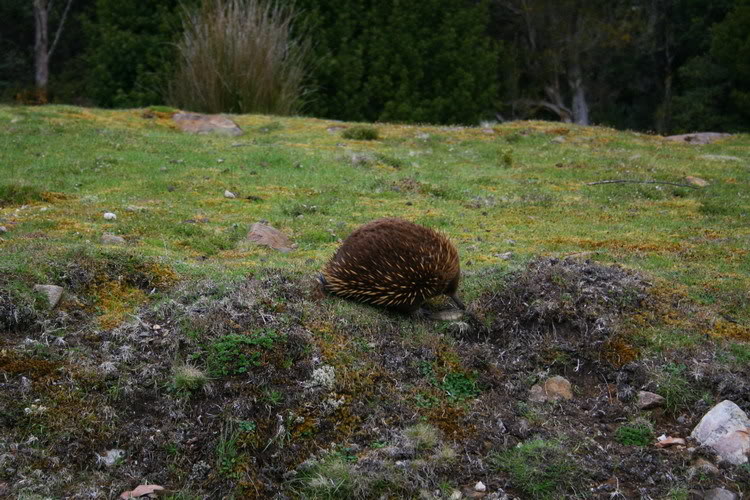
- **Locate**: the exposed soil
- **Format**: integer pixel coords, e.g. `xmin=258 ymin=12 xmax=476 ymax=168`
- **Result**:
xmin=1 ymin=259 xmax=748 ymax=499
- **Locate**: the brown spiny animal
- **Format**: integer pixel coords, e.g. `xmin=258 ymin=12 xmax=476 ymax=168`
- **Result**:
xmin=320 ymin=218 xmax=464 ymax=313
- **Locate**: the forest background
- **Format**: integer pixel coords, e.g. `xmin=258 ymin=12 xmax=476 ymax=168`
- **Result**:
xmin=1 ymin=0 xmax=749 ymax=133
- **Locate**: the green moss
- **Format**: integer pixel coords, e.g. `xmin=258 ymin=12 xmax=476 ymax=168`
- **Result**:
xmin=206 ymin=329 xmax=282 ymax=377
xmin=0 ymin=184 xmax=47 ymax=206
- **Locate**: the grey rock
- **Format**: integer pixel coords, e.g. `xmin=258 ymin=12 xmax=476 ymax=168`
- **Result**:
xmin=103 ymin=212 xmax=117 ymax=220
xmin=96 ymin=449 xmax=125 ymax=467
xmin=551 ymin=136 xmax=566 ymax=144
xmin=33 ymin=284 xmax=64 ymax=308
xmin=0 ymin=225 xmax=7 ymax=233
xmin=691 ymin=400 xmax=750 ymax=465
xmin=173 ymin=112 xmax=243 ymax=136
xmin=703 ymin=487 xmax=739 ymax=500
xmin=637 ymin=391 xmax=666 ymax=410
xmin=664 ymin=132 xmax=731 ymax=145
xmin=101 ymin=233 xmax=126 ymax=245
xmin=224 ymin=190 xmax=236 ymax=199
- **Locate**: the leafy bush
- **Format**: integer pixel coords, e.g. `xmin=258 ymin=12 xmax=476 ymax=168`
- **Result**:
xmin=170 ymin=0 xmax=310 ymax=114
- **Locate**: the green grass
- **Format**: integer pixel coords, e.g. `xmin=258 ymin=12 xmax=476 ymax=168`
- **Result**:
xmin=491 ymin=439 xmax=580 ymax=500
xmin=1 ymin=105 xmax=749 ymax=498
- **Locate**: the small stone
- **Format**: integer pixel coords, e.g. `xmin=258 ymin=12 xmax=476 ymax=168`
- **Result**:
xmin=103 ymin=212 xmax=117 ymax=220
xmin=545 ymin=376 xmax=573 ymax=400
xmin=690 ymin=457 xmax=720 ymax=476
xmin=101 ymin=233 xmax=126 ymax=245
xmin=685 ymin=176 xmax=709 ymax=187
xmin=551 ymin=136 xmax=566 ymax=144
xmin=33 ymin=284 xmax=64 ymax=308
xmin=449 ymin=491 xmax=463 ymax=500
xmin=529 ymin=376 xmax=573 ymax=402
xmin=637 ymin=391 xmax=666 ymax=410
xmin=474 ymin=481 xmax=487 ymax=492
xmin=224 ymin=190 xmax=236 ymax=198
xmin=654 ymin=436 xmax=686 ymax=448
xmin=703 ymin=487 xmax=739 ymax=500
xmin=96 ymin=449 xmax=125 ymax=467
xmin=430 ymin=309 xmax=464 ymax=321
xmin=247 ymin=222 xmax=294 ymax=252
xmin=495 ymin=252 xmax=513 ymax=260
xmin=0 ymin=226 xmax=7 ymax=233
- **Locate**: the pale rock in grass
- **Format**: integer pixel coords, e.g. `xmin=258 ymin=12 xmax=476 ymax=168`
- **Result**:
xmin=103 ymin=212 xmax=117 ymax=220
xmin=0 ymin=226 xmax=7 ymax=233
xmin=703 ymin=487 xmax=739 ymax=500
xmin=474 ymin=481 xmax=487 ymax=492
xmin=637 ymin=391 xmax=666 ymax=410
xmin=685 ymin=176 xmax=709 ymax=187
xmin=551 ymin=136 xmax=566 ymax=144
xmin=247 ymin=221 xmax=294 ymax=253
xmin=691 ymin=400 xmax=750 ymax=465
xmin=34 ymin=284 xmax=64 ymax=308
xmin=101 ymin=233 xmax=126 ymax=245
xmin=173 ymin=112 xmax=243 ymax=136
xmin=96 ymin=449 xmax=125 ymax=467
xmin=224 ymin=190 xmax=236 ymax=199
xmin=529 ymin=375 xmax=573 ymax=402
xmin=664 ymin=132 xmax=731 ymax=144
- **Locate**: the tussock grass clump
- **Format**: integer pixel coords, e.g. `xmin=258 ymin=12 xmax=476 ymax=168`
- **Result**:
xmin=342 ymin=126 xmax=380 ymax=140
xmin=491 ymin=439 xmax=580 ymax=500
xmin=171 ymin=364 xmax=209 ymax=395
xmin=170 ymin=0 xmax=310 ymax=114
xmin=0 ymin=184 xmax=46 ymax=207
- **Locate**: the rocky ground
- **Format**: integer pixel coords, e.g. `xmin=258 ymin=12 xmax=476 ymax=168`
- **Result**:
xmin=1 ymin=256 xmax=748 ymax=499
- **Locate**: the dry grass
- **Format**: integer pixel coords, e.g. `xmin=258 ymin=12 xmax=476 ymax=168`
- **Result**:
xmin=170 ymin=0 xmax=310 ymax=114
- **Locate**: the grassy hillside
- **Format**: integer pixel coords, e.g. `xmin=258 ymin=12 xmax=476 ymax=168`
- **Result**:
xmin=1 ymin=105 xmax=748 ymax=499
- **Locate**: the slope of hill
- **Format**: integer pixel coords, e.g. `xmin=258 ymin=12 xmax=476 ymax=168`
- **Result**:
xmin=1 ymin=106 xmax=749 ymax=499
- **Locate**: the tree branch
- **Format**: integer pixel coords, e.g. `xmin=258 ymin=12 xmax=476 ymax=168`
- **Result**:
xmin=586 ymin=179 xmax=697 ymax=188
xmin=48 ymin=0 xmax=73 ymax=58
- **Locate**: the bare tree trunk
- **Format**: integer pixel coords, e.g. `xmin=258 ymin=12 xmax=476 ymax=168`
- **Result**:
xmin=32 ymin=0 xmax=74 ymax=103
xmin=33 ymin=0 xmax=49 ymax=97
xmin=569 ymin=62 xmax=589 ymax=125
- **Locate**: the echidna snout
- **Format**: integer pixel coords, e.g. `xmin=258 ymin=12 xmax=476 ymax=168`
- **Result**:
xmin=321 ymin=218 xmax=463 ymax=313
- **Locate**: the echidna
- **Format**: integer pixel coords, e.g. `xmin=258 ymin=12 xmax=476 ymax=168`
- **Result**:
xmin=320 ymin=218 xmax=464 ymax=313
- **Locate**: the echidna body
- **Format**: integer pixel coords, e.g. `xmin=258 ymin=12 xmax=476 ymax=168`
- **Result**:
xmin=321 ymin=218 xmax=464 ymax=313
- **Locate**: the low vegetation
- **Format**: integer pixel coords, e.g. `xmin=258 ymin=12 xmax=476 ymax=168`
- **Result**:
xmin=0 ymin=105 xmax=748 ymax=498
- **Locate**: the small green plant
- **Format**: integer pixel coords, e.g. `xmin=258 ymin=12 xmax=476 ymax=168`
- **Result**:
xmin=263 ymin=388 xmax=284 ymax=406
xmin=492 ymin=439 xmax=579 ymax=500
xmin=216 ymin=424 xmax=240 ymax=478
xmin=657 ymin=363 xmax=699 ymax=413
xmin=207 ymin=329 xmax=281 ymax=376
xmin=342 ymin=126 xmax=380 ymax=140
xmin=171 ymin=364 xmax=208 ymax=395
xmin=440 ymin=372 xmax=480 ymax=402
xmin=238 ymin=420 xmax=257 ymax=433
xmin=615 ymin=423 xmax=653 ymax=446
